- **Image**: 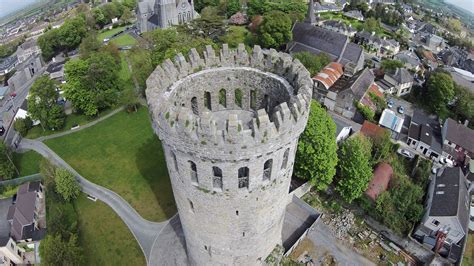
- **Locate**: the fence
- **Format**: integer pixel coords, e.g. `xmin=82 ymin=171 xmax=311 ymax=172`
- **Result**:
xmin=0 ymin=173 xmax=42 ymax=187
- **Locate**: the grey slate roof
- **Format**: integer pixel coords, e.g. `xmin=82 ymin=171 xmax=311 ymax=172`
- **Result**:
xmin=8 ymin=182 xmax=41 ymax=241
xmin=394 ymin=51 xmax=421 ymax=67
xmin=348 ymin=68 xmax=375 ymax=101
xmin=290 ymin=23 xmax=363 ymax=67
xmin=386 ymin=68 xmax=413 ymax=84
xmin=0 ymin=55 xmax=17 ymax=72
xmin=445 ymin=118 xmax=474 ymax=152
xmin=429 ymin=167 xmax=468 ymax=222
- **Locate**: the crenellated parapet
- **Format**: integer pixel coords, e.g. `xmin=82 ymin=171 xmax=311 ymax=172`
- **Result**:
xmin=146 ymin=44 xmax=313 ymax=152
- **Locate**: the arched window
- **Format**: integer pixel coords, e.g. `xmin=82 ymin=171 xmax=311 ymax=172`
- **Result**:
xmin=219 ymin=89 xmax=227 ymax=108
xmin=187 ymin=11 xmax=191 ymax=20
xmin=178 ymin=13 xmax=182 ymax=24
xmin=191 ymin=97 xmax=198 ymax=115
xmin=281 ymin=148 xmax=289 ymax=169
xmin=171 ymin=151 xmax=178 ymax=172
xmin=234 ymin=88 xmax=243 ymax=108
xmin=238 ymin=167 xmax=249 ymax=189
xmin=263 ymin=159 xmax=272 ymax=180
xmin=212 ymin=166 xmax=223 ymax=190
xmin=204 ymin=91 xmax=211 ymax=110
xmin=189 ymin=161 xmax=198 ymax=184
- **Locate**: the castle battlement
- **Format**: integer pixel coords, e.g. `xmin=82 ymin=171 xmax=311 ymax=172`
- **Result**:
xmin=146 ymin=44 xmax=313 ymax=148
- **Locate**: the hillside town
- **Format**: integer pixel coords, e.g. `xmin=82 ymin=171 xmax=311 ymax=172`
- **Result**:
xmin=0 ymin=0 xmax=473 ymax=265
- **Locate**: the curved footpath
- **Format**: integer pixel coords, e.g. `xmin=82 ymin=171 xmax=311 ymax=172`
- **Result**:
xmin=18 ymin=139 xmax=178 ymax=265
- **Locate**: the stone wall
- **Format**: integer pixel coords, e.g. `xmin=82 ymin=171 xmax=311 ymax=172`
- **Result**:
xmin=146 ymin=44 xmax=313 ymax=265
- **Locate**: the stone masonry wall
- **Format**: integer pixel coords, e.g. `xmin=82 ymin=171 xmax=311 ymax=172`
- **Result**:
xmin=146 ymin=44 xmax=313 ymax=265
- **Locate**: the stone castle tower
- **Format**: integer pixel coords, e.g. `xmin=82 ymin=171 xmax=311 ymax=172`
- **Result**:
xmin=146 ymin=44 xmax=313 ymax=265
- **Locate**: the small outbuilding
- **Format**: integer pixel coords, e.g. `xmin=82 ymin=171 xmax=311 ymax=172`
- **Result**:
xmin=365 ymin=162 xmax=393 ymax=201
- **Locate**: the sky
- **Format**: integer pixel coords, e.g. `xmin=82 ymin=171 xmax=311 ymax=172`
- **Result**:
xmin=444 ymin=0 xmax=474 ymax=14
xmin=0 ymin=0 xmax=40 ymax=19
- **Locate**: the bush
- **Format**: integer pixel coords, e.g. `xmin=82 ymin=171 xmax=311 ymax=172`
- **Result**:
xmin=55 ymin=168 xmax=80 ymax=202
xmin=355 ymin=102 xmax=375 ymax=122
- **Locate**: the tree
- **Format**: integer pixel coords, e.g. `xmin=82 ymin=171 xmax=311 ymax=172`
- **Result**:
xmin=452 ymin=85 xmax=474 ymax=122
xmin=64 ymin=51 xmax=121 ymax=116
xmin=294 ymin=101 xmax=338 ymax=191
xmin=194 ymin=0 xmax=220 ymax=13
xmin=55 ymin=168 xmax=80 ymax=202
xmin=13 ymin=117 xmax=33 ymax=137
xmin=129 ymin=48 xmax=153 ymax=93
xmin=40 ymin=234 xmax=83 ymax=266
xmin=219 ymin=26 xmax=252 ymax=48
xmin=360 ymin=17 xmax=380 ymax=33
xmin=425 ymin=72 xmax=455 ymax=118
xmin=40 ymin=159 xmax=57 ymax=190
xmin=79 ymin=32 xmax=102 ymax=59
xmin=370 ymin=130 xmax=392 ymax=164
xmin=120 ymin=8 xmax=133 ymax=24
xmin=57 ymin=16 xmax=87 ymax=51
xmin=27 ymin=76 xmax=65 ymax=130
xmin=336 ymin=135 xmax=373 ymax=203
xmin=381 ymin=59 xmax=404 ymax=72
xmin=256 ymin=11 xmax=292 ymax=49
xmin=0 ymin=143 xmax=16 ymax=180
xmin=38 ymin=29 xmax=60 ymax=61
xmin=293 ymin=52 xmax=331 ymax=76
xmin=225 ymin=0 xmax=241 ymax=17
xmin=447 ymin=18 xmax=462 ymax=33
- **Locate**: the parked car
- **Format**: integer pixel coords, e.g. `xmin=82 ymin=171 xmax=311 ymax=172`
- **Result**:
xmin=0 ymin=125 xmax=4 ymax=136
xmin=397 ymin=148 xmax=414 ymax=159
xmin=398 ymin=106 xmax=405 ymax=114
xmin=10 ymin=91 xmax=16 ymax=97
xmin=469 ymin=197 xmax=474 ymax=231
xmin=387 ymin=99 xmax=394 ymax=108
xmin=440 ymin=157 xmax=454 ymax=167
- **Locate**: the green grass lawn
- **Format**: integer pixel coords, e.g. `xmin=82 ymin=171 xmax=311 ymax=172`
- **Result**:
xmin=119 ymin=52 xmax=135 ymax=92
xmin=111 ymin=34 xmax=137 ymax=46
xmin=75 ymin=194 xmax=146 ymax=265
xmin=12 ymin=151 xmax=42 ymax=176
xmin=45 ymin=108 xmax=176 ymax=221
xmin=97 ymin=26 xmax=127 ymax=41
xmin=26 ymin=108 xmax=116 ymax=139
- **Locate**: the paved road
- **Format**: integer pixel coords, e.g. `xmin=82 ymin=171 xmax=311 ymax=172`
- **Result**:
xmin=17 ymin=139 xmax=170 ymax=265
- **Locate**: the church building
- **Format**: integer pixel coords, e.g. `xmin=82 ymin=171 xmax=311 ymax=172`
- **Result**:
xmin=137 ymin=0 xmax=196 ymax=33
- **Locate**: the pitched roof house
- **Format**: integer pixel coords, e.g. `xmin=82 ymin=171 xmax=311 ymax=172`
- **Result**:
xmin=15 ymin=39 xmax=40 ymax=64
xmin=407 ymin=110 xmax=443 ymax=161
xmin=320 ymin=20 xmax=357 ymax=37
xmin=414 ymin=167 xmax=469 ymax=263
xmin=394 ymin=50 xmax=422 ymax=72
xmin=6 ymin=182 xmax=45 ymax=242
xmin=376 ymin=68 xmax=414 ymax=96
xmin=323 ymin=68 xmax=375 ymax=119
xmin=354 ymin=31 xmax=400 ymax=56
xmin=441 ymin=118 xmax=474 ymax=163
xmin=289 ymin=22 xmax=364 ymax=75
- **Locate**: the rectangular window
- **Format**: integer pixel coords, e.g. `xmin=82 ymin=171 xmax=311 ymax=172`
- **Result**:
xmin=263 ymin=159 xmax=272 ymax=181
xmin=189 ymin=161 xmax=198 ymax=184
xmin=212 ymin=167 xmax=223 ymax=190
xmin=238 ymin=167 xmax=249 ymax=189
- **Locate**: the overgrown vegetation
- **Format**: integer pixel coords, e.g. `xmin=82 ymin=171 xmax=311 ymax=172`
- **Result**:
xmin=293 ymin=52 xmax=331 ymax=77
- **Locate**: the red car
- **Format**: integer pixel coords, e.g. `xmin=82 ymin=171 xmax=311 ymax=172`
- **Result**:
xmin=10 ymin=92 xmax=16 ymax=97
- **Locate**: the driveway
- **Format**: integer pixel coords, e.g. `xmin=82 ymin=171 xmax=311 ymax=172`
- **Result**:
xmin=0 ymin=198 xmax=12 ymax=238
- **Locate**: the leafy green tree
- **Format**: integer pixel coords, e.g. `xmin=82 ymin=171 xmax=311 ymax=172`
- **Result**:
xmin=13 ymin=117 xmax=33 ymax=137
xmin=370 ymin=130 xmax=392 ymax=164
xmin=447 ymin=18 xmax=462 ymax=32
xmin=40 ymin=234 xmax=83 ymax=266
xmin=120 ymin=8 xmax=133 ymax=23
xmin=64 ymin=51 xmax=121 ymax=116
xmin=55 ymin=168 xmax=80 ymax=202
xmin=58 ymin=16 xmax=87 ymax=51
xmin=0 ymin=143 xmax=16 ymax=180
xmin=336 ymin=135 xmax=373 ymax=203
xmin=122 ymin=0 xmax=137 ymax=10
xmin=194 ymin=0 xmax=220 ymax=13
xmin=452 ymin=85 xmax=474 ymax=122
xmin=256 ymin=11 xmax=292 ymax=49
xmin=381 ymin=59 xmax=404 ymax=72
xmin=38 ymin=29 xmax=60 ymax=61
xmin=92 ymin=8 xmax=107 ymax=27
xmin=79 ymin=32 xmax=102 ymax=59
xmin=225 ymin=0 xmax=241 ymax=17
xmin=425 ymin=72 xmax=455 ymax=118
xmin=129 ymin=48 xmax=153 ymax=92
xmin=40 ymin=159 xmax=57 ymax=191
xmin=293 ymin=52 xmax=331 ymax=76
xmin=361 ymin=17 xmax=380 ymax=34
xmin=247 ymin=0 xmax=266 ymax=17
xmin=219 ymin=26 xmax=252 ymax=48
xmin=295 ymin=101 xmax=338 ymax=191
xmin=27 ymin=76 xmax=65 ymax=130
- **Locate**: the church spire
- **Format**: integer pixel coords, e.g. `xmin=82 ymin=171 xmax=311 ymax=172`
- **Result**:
xmin=305 ymin=0 xmax=315 ymax=25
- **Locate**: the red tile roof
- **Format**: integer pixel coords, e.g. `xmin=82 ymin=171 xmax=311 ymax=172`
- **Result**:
xmin=360 ymin=121 xmax=387 ymax=139
xmin=366 ymin=163 xmax=393 ymax=201
xmin=312 ymin=62 xmax=344 ymax=89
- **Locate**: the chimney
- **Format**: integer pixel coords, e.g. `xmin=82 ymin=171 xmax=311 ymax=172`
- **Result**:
xmin=305 ymin=0 xmax=316 ymax=25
